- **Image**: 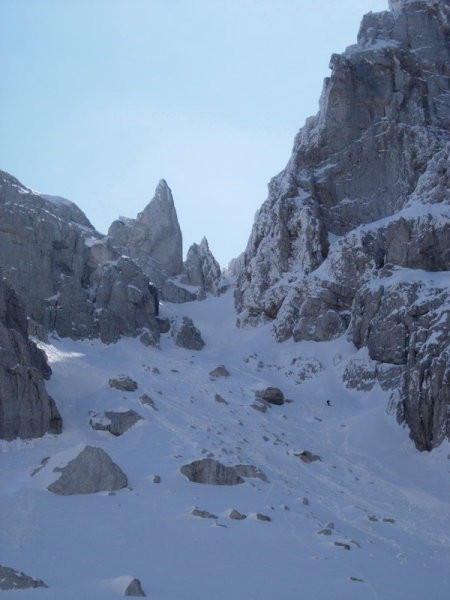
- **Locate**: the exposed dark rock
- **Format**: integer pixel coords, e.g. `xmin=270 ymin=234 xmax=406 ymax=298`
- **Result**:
xmin=214 ymin=394 xmax=229 ymax=405
xmin=295 ymin=450 xmax=322 ymax=463
xmin=229 ymin=509 xmax=247 ymax=520
xmin=0 ymin=279 xmax=62 ymax=441
xmin=156 ymin=317 xmax=171 ymax=334
xmin=89 ymin=410 xmax=143 ymax=436
xmin=256 ymin=513 xmax=272 ymax=522
xmin=125 ymin=578 xmax=146 ymax=597
xmin=209 ymin=365 xmax=230 ymax=378
xmin=180 ymin=459 xmax=244 ymax=486
xmin=171 ymin=316 xmax=205 ymax=350
xmin=192 ymin=508 xmax=218 ymax=519
xmin=0 ymin=565 xmax=47 ymax=590
xmin=47 ymin=446 xmax=128 ymax=495
xmin=255 ymin=387 xmax=285 ymax=405
xmin=180 ymin=458 xmax=267 ymax=486
xmin=139 ymin=394 xmax=158 ymax=410
xmin=334 ymin=542 xmax=351 ymax=551
xmin=109 ymin=376 xmax=138 ymax=392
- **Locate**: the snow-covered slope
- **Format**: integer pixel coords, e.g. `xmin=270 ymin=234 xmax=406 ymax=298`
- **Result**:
xmin=1 ymin=290 xmax=449 ymax=599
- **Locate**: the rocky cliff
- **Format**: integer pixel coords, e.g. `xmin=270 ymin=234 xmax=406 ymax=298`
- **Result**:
xmin=0 ymin=278 xmax=61 ymax=440
xmin=0 ymin=171 xmax=160 ymax=344
xmin=235 ymin=0 xmax=450 ymax=450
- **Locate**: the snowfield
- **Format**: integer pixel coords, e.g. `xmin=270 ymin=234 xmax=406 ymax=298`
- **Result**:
xmin=1 ymin=288 xmax=449 ymax=599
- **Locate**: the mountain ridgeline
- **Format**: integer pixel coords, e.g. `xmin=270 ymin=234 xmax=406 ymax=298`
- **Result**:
xmin=0 ymin=0 xmax=449 ymax=451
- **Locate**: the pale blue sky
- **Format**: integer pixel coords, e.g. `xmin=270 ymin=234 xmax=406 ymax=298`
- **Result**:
xmin=1 ymin=0 xmax=388 ymax=267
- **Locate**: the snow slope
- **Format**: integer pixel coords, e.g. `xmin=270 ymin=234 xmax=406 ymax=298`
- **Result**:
xmin=1 ymin=289 xmax=449 ymax=599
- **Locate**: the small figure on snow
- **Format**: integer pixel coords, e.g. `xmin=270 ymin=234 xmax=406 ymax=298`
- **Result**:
xmin=326 ymin=400 xmax=331 ymax=406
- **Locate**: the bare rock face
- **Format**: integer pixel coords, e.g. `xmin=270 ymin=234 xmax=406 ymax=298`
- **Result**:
xmin=234 ymin=0 xmax=450 ymax=450
xmin=0 ymin=279 xmax=62 ymax=441
xmin=181 ymin=237 xmax=223 ymax=296
xmin=0 ymin=565 xmax=47 ymax=590
xmin=108 ymin=179 xmax=183 ymax=282
xmin=0 ymin=171 xmax=160 ymax=344
xmin=47 ymin=446 xmax=128 ymax=495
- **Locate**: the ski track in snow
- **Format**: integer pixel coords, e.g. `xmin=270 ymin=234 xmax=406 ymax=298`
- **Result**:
xmin=1 ymin=289 xmax=449 ymax=599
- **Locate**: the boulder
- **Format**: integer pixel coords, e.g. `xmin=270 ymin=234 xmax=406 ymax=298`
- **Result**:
xmin=47 ymin=446 xmax=128 ymax=495
xmin=255 ymin=387 xmax=285 ymax=406
xmin=0 ymin=565 xmax=47 ymax=590
xmin=209 ymin=365 xmax=230 ymax=378
xmin=89 ymin=410 xmax=143 ymax=436
xmin=295 ymin=450 xmax=322 ymax=463
xmin=171 ymin=317 xmax=205 ymax=350
xmin=0 ymin=279 xmax=62 ymax=441
xmin=109 ymin=376 xmax=138 ymax=392
xmin=191 ymin=508 xmax=218 ymax=519
xmin=180 ymin=458 xmax=267 ymax=486
xmin=180 ymin=459 xmax=244 ymax=486
xmin=229 ymin=509 xmax=247 ymax=520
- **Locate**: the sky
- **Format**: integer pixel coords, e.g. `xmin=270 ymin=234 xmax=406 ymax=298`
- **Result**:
xmin=0 ymin=0 xmax=388 ymax=268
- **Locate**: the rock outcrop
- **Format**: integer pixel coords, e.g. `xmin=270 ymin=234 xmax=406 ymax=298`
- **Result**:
xmin=234 ymin=0 xmax=450 ymax=450
xmin=0 ymin=171 xmax=160 ymax=344
xmin=47 ymin=446 xmax=128 ymax=495
xmin=108 ymin=179 xmax=183 ymax=283
xmin=0 ymin=279 xmax=62 ymax=441
xmin=0 ymin=565 xmax=47 ymax=590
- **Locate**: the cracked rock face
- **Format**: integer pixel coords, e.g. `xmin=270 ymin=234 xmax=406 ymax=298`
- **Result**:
xmin=234 ymin=0 xmax=450 ymax=450
xmin=0 ymin=279 xmax=62 ymax=441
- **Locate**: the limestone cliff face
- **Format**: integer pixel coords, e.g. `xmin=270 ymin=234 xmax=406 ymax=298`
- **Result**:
xmin=0 ymin=279 xmax=61 ymax=440
xmin=235 ymin=0 xmax=450 ymax=450
xmin=108 ymin=179 xmax=183 ymax=283
xmin=0 ymin=171 xmax=159 ymax=344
